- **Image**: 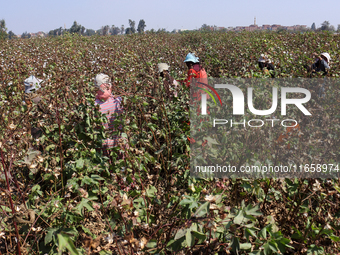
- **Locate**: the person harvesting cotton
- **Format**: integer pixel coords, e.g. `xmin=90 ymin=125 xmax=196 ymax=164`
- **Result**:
xmin=310 ymin=52 xmax=331 ymax=75
xmin=24 ymin=75 xmax=44 ymax=145
xmin=183 ymin=53 xmax=208 ymax=88
xmin=258 ymin=53 xmax=275 ymax=78
xmin=157 ymin=63 xmax=178 ymax=98
xmin=93 ymin=73 xmax=126 ymax=159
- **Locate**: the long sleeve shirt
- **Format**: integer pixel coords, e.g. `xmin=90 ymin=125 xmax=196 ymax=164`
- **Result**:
xmin=95 ymin=95 xmax=123 ymax=148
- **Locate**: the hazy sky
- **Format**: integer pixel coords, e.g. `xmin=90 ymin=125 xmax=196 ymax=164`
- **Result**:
xmin=2 ymin=0 xmax=340 ymax=35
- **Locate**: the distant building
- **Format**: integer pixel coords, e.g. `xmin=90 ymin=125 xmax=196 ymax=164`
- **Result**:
xmin=214 ymin=27 xmax=225 ymax=31
xmin=173 ymin=29 xmax=189 ymax=33
xmin=175 ymin=22 xmax=308 ymax=34
xmin=29 ymin=31 xmax=46 ymax=38
xmin=227 ymin=23 xmax=307 ymax=32
xmin=37 ymin=31 xmax=46 ymax=37
xmin=279 ymin=25 xmax=307 ymax=31
xmin=247 ymin=25 xmax=258 ymax=31
xmin=271 ymin=24 xmax=281 ymax=31
xmin=235 ymin=26 xmax=245 ymax=31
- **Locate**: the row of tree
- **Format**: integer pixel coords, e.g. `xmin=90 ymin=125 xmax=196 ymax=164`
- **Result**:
xmin=0 ymin=19 xmax=149 ymax=39
xmin=200 ymin=21 xmax=339 ymax=32
xmin=0 ymin=19 xmax=34 ymax=39
xmin=0 ymin=19 xmax=7 ymax=39
xmin=48 ymin=19 xmax=146 ymax=37
xmin=311 ymin=21 xmax=340 ymax=32
xmin=1 ymin=19 xmax=339 ymax=40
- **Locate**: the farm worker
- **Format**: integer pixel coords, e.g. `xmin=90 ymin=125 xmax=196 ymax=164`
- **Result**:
xmin=94 ymin=73 xmax=126 ymax=159
xmin=183 ymin=53 xmax=208 ymax=88
xmin=258 ymin=53 xmax=275 ymax=77
xmin=24 ymin=75 xmax=42 ymax=95
xmin=310 ymin=52 xmax=330 ymax=75
xmin=183 ymin=53 xmax=209 ymax=146
xmin=183 ymin=52 xmax=209 ymax=105
xmin=24 ymin=75 xmax=44 ymax=141
xmin=21 ymin=75 xmax=46 ymax=166
xmin=157 ymin=63 xmax=178 ymax=98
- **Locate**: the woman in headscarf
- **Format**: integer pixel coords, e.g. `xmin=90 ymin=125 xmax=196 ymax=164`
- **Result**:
xmin=94 ymin=73 xmax=125 ymax=159
xmin=183 ymin=53 xmax=208 ymax=88
xmin=157 ymin=63 xmax=178 ymax=98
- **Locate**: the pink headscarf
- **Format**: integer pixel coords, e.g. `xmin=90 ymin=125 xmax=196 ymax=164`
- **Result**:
xmin=96 ymin=83 xmax=112 ymax=101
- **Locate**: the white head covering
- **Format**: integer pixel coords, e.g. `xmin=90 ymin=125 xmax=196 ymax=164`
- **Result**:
xmin=258 ymin=54 xmax=271 ymax=63
xmin=94 ymin=73 xmax=111 ymax=88
xmin=321 ymin=53 xmax=331 ymax=63
xmin=258 ymin=54 xmax=266 ymax=63
xmin=24 ymin=75 xmax=42 ymax=94
xmin=157 ymin=63 xmax=169 ymax=73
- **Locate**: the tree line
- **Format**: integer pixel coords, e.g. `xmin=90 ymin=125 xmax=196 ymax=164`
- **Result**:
xmin=311 ymin=21 xmax=339 ymax=32
xmin=47 ymin=19 xmax=147 ymax=36
xmin=0 ymin=19 xmax=149 ymax=39
xmin=1 ymin=19 xmax=339 ymax=40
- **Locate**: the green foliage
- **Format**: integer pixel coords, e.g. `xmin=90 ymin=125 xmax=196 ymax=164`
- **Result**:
xmin=68 ymin=21 xmax=85 ymax=35
xmin=137 ymin=19 xmax=146 ymax=34
xmin=0 ymin=19 xmax=7 ymax=40
xmin=0 ymin=32 xmax=339 ymax=254
xmin=126 ymin=19 xmax=136 ymax=34
xmin=57 ymin=233 xmax=79 ymax=255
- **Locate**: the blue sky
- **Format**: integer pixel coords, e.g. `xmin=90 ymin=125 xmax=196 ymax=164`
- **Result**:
xmin=1 ymin=0 xmax=340 ymax=34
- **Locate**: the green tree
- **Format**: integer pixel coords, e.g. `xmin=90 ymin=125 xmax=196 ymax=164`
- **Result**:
xmin=201 ymin=24 xmax=213 ymax=31
xmin=58 ymin=27 xmax=63 ymax=35
xmin=69 ymin=21 xmax=83 ymax=34
xmin=320 ymin=21 xmax=334 ymax=31
xmin=125 ymin=19 xmax=136 ymax=34
xmin=111 ymin=25 xmax=121 ymax=35
xmin=157 ymin=28 xmax=167 ymax=33
xmin=84 ymin=29 xmax=95 ymax=36
xmin=137 ymin=19 xmax=146 ymax=33
xmin=102 ymin=25 xmax=109 ymax=35
xmin=21 ymin=31 xmax=31 ymax=39
xmin=8 ymin=30 xmax=16 ymax=39
xmin=311 ymin=22 xmax=316 ymax=30
xmin=48 ymin=30 xmax=55 ymax=36
xmin=48 ymin=29 xmax=57 ymax=37
xmin=0 ymin=19 xmax=7 ymax=40
xmin=48 ymin=27 xmax=63 ymax=37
